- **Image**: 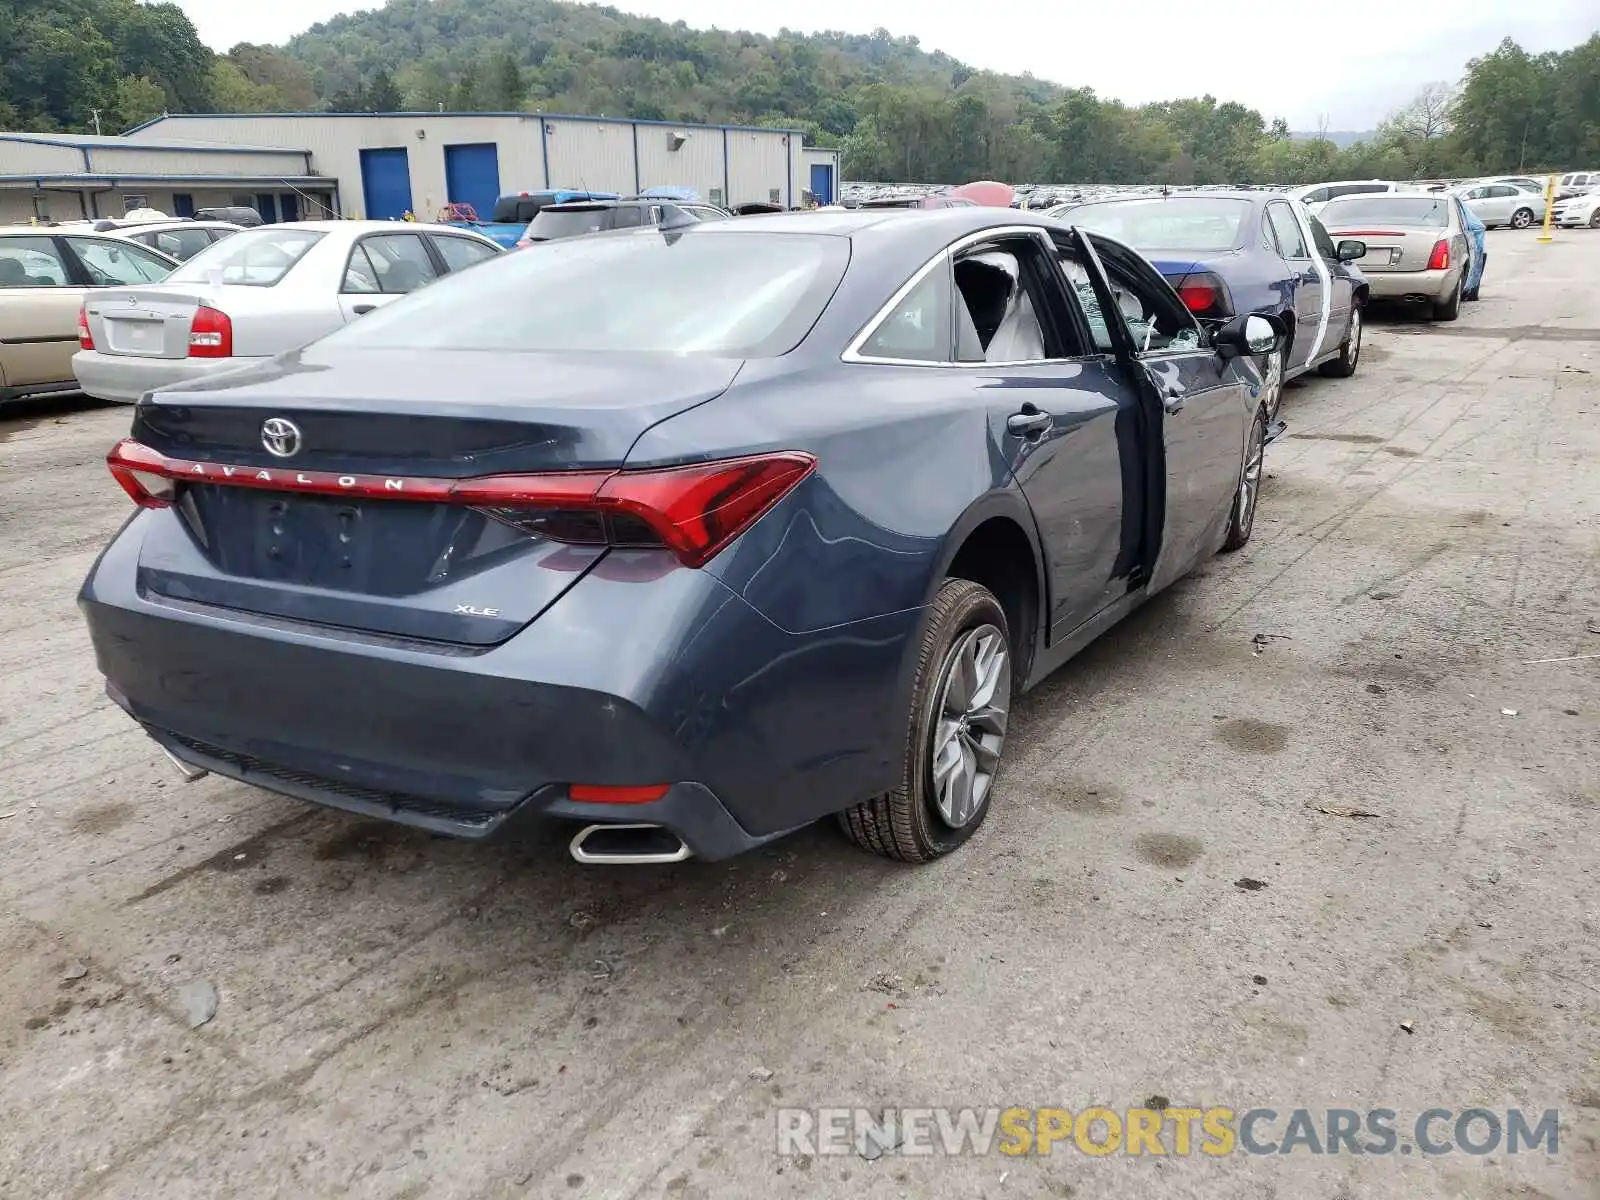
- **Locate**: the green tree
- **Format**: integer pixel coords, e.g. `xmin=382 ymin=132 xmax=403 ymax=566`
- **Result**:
xmin=366 ymin=69 xmax=403 ymax=111
xmin=485 ymin=51 xmax=525 ymax=110
xmin=111 ymin=74 xmax=167 ymax=127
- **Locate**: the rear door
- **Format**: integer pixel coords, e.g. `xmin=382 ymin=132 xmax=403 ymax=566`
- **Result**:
xmin=338 ymin=232 xmax=440 ymax=321
xmin=0 ymin=236 xmax=81 ymax=387
xmin=1303 ymin=212 xmax=1353 ymax=346
xmin=1077 ymin=231 xmax=1246 ymax=588
xmin=1264 ymin=201 xmax=1320 ymax=371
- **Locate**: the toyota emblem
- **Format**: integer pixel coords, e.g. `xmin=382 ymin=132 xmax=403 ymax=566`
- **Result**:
xmin=260 ymin=417 xmax=303 ymax=459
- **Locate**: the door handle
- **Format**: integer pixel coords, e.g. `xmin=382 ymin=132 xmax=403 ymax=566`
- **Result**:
xmin=1006 ymin=408 xmax=1052 ymax=437
xmin=1161 ymin=382 xmax=1186 ymax=415
xmin=352 ymin=304 xmax=377 ymax=316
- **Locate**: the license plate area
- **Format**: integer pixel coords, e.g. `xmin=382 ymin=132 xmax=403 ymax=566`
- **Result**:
xmin=184 ymin=486 xmax=514 ymax=594
xmin=105 ymin=317 xmax=166 ymax=356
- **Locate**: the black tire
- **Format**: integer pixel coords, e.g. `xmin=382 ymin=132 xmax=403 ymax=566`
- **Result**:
xmin=1589 ymin=210 xmax=1600 ymax=229
xmin=1318 ymin=304 xmax=1362 ymax=377
xmin=839 ymin=578 xmax=1012 ymax=862
xmin=1510 ymin=207 xmax=1535 ymax=229
xmin=1433 ymin=275 xmax=1462 ymax=322
xmin=1257 ymin=346 xmax=1284 ymax=424
xmin=1221 ymin=407 xmax=1266 ymax=553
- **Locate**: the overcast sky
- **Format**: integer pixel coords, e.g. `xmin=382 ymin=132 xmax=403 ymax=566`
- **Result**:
xmin=175 ymin=0 xmax=1597 ymax=129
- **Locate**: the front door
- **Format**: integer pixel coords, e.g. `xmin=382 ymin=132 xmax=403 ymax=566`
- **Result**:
xmin=1076 ymin=231 xmax=1248 ymax=588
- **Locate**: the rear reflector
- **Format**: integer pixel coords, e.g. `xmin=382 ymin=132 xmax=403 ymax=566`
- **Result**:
xmin=1426 ymin=239 xmax=1450 ymax=271
xmin=77 ymin=304 xmax=94 ymax=351
xmin=105 ymin=439 xmax=816 ymax=569
xmin=188 ymin=306 xmax=233 ymax=358
xmin=569 ymin=784 xmax=671 ymax=804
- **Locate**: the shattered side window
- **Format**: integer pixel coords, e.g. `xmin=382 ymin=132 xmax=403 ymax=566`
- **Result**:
xmin=1060 ymin=255 xmax=1115 ymax=353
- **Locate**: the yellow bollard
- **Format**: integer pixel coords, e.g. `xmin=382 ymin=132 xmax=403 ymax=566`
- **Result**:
xmin=1537 ymin=174 xmax=1555 ymax=243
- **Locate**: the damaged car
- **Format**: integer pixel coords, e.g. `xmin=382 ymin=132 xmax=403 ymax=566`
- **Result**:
xmin=82 ymin=209 xmax=1281 ymax=866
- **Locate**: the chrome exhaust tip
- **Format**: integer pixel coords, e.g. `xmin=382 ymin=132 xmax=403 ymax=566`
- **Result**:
xmin=569 ymin=823 xmax=692 ymax=865
xmin=159 ymin=747 xmax=209 ymax=783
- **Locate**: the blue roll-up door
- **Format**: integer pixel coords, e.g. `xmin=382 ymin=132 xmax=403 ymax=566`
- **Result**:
xmin=444 ymin=143 xmax=501 ymax=220
xmin=255 ymin=194 xmax=278 ymax=223
xmin=360 ymin=147 xmax=414 ymax=220
xmin=809 ymin=163 xmax=834 ymax=205
xmin=172 ymin=193 xmax=195 ymax=218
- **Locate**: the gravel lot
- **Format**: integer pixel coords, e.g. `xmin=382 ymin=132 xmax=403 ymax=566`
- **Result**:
xmin=2 ymin=228 xmax=1597 ymax=1200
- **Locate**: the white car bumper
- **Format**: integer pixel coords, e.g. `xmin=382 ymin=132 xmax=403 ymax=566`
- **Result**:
xmin=72 ymin=352 xmax=267 ymax=404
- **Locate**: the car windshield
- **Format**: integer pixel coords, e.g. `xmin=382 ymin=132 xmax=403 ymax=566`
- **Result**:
xmin=1059 ymin=198 xmax=1252 ymax=251
xmin=168 ymin=228 xmax=324 ymax=287
xmin=318 ymin=230 xmax=850 ymax=358
xmin=524 ymin=208 xmax=618 ymax=241
xmin=1320 ymin=196 xmax=1451 ymax=228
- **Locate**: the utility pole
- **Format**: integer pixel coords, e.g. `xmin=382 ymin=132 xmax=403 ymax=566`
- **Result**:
xmin=89 ymin=108 xmax=102 ymax=136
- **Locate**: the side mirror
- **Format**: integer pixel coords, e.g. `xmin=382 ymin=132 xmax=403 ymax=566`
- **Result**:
xmin=1214 ymin=312 xmax=1280 ymax=359
xmin=1336 ymin=239 xmax=1366 ymax=262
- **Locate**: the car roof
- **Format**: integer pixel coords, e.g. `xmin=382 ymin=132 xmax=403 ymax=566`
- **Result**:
xmin=247 ymin=220 xmax=490 ymax=236
xmin=1061 ymin=190 xmax=1265 ymax=206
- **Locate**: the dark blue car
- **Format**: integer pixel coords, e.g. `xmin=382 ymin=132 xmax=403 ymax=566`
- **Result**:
xmin=1054 ymin=192 xmax=1368 ymax=424
xmin=82 ymin=209 xmax=1281 ymax=865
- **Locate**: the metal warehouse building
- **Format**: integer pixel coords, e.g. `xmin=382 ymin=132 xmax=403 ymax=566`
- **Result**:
xmin=0 ymin=132 xmax=337 ymax=224
xmin=119 ymin=112 xmax=836 ymax=220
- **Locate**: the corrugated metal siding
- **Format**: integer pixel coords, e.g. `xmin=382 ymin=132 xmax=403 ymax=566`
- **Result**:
xmin=728 ymin=130 xmax=792 ymax=208
xmin=85 ymin=146 xmax=306 ymax=176
xmin=0 ymin=141 xmax=83 ymax=173
xmin=634 ymin=124 xmax=723 ymax=199
xmin=543 ymin=120 xmax=637 ymax=194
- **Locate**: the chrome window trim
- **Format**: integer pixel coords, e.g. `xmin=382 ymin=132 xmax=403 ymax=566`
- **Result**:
xmin=841 ymin=225 xmax=1078 ymax=369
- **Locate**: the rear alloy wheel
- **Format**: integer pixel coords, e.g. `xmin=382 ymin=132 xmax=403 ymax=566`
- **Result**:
xmin=1319 ymin=305 xmax=1362 ymax=377
xmin=1589 ymin=210 xmax=1600 ymax=229
xmin=1433 ymin=275 xmax=1463 ymax=322
xmin=839 ymin=578 xmax=1012 ymax=862
xmin=1510 ymin=207 xmax=1535 ymax=229
xmin=1221 ymin=407 xmax=1266 ymax=553
xmin=1256 ymin=347 xmax=1284 ymax=423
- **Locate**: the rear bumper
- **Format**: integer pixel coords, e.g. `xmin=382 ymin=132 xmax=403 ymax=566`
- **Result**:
xmin=81 ymin=513 xmax=919 ymax=858
xmin=1363 ymin=268 xmax=1459 ymax=303
xmin=72 ymin=351 xmax=266 ymax=404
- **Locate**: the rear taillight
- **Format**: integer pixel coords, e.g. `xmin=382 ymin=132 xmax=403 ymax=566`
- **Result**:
xmin=77 ymin=304 xmax=94 ymax=351
xmin=187 ymin=306 xmax=233 ymax=358
xmin=104 ymin=440 xmax=816 ymax=568
xmin=1426 ymin=240 xmax=1450 ymax=271
xmin=1171 ymin=270 xmax=1231 ymax=319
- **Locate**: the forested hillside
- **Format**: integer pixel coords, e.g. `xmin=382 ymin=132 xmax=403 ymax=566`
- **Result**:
xmin=1 ymin=0 xmax=1595 ymax=187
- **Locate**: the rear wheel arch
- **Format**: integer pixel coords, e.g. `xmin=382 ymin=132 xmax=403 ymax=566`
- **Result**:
xmin=924 ymin=496 xmax=1045 ymax=689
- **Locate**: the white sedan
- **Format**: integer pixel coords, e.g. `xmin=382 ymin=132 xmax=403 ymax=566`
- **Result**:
xmin=1551 ymin=189 xmax=1600 ymax=229
xmin=73 ymin=221 xmax=501 ymax=404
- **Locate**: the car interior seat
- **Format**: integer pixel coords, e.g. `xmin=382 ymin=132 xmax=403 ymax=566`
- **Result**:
xmin=384 ymin=260 xmax=427 ymax=293
xmin=0 ymin=258 xmax=27 ymax=287
xmin=964 ymin=251 xmax=1046 ymax=362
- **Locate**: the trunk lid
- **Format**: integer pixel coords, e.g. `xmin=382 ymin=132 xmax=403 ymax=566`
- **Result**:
xmin=131 ymin=349 xmax=742 ymax=646
xmin=85 ymin=285 xmax=214 ymax=359
xmin=1324 ymin=226 xmax=1444 ymax=272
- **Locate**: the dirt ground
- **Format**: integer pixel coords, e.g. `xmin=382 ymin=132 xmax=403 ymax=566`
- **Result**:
xmin=2 ymin=228 xmax=1597 ymax=1200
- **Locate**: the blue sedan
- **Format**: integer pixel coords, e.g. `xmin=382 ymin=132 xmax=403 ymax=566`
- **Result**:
xmin=1052 ymin=192 xmax=1369 ymax=424
xmin=82 ymin=209 xmax=1281 ymax=865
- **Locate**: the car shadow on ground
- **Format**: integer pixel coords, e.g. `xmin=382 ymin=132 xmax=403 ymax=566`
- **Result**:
xmin=0 ymin=392 xmax=115 ymax=435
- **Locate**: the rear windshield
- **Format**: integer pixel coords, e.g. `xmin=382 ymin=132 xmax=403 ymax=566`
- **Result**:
xmin=169 ymin=228 xmax=324 ymax=287
xmin=1061 ymin=197 xmax=1252 ymax=251
xmin=524 ymin=208 xmax=619 ymax=241
xmin=1319 ymin=196 xmax=1451 ymax=228
xmin=318 ymin=230 xmax=849 ymax=358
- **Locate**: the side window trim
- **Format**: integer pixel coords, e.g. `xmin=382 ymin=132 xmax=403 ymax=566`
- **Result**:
xmin=1267 ymin=201 xmax=1309 ymax=260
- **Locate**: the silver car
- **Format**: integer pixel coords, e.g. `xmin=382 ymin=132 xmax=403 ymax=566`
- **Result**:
xmin=1319 ymin=193 xmax=1471 ymax=321
xmin=73 ymin=221 xmax=502 ymax=404
xmin=102 ymin=219 xmax=244 ymax=262
xmin=1455 ymin=182 xmax=1545 ymax=229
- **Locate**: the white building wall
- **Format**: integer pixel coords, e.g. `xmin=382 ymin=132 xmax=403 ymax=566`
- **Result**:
xmin=634 ymin=124 xmax=724 ymax=200
xmin=727 ymin=129 xmax=793 ymax=208
xmin=542 ymin=119 xmax=638 ymax=195
xmin=85 ymin=146 xmax=307 ymax=177
xmin=125 ymin=114 xmax=807 ymax=215
xmin=0 ymin=140 xmax=82 ymax=173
